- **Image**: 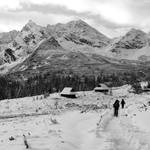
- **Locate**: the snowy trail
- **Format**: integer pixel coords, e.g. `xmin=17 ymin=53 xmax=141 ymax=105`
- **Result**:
xmin=33 ymin=108 xmax=150 ymax=150
xmin=104 ymin=116 xmax=134 ymax=150
xmin=55 ymin=111 xmax=107 ymax=150
xmin=1 ymin=97 xmax=150 ymax=150
xmin=0 ymin=110 xmax=150 ymax=150
xmin=100 ymin=108 xmax=150 ymax=150
xmin=53 ymin=109 xmax=135 ymax=150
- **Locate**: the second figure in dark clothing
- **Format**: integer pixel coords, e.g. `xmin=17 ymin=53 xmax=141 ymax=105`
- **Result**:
xmin=121 ymin=99 xmax=125 ymax=109
xmin=113 ymin=100 xmax=120 ymax=117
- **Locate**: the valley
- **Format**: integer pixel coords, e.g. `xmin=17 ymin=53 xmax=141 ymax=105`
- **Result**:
xmin=0 ymin=85 xmax=150 ymax=150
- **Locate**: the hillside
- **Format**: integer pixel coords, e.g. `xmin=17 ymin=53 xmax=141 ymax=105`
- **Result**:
xmin=1 ymin=20 xmax=150 ymax=68
xmin=47 ymin=19 xmax=110 ymax=48
xmin=0 ymin=35 xmax=148 ymax=100
xmin=1 ymin=19 xmax=150 ymax=97
xmin=105 ymin=28 xmax=150 ymax=60
xmin=9 ymin=36 xmax=148 ymax=78
xmin=0 ymin=19 xmax=112 ymax=73
xmin=1 ymin=19 xmax=150 ymax=72
xmin=0 ymin=30 xmax=19 ymax=45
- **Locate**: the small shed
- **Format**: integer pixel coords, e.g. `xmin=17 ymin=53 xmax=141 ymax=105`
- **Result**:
xmin=60 ymin=87 xmax=76 ymax=98
xmin=140 ymin=81 xmax=148 ymax=90
xmin=94 ymin=84 xmax=109 ymax=94
xmin=140 ymin=81 xmax=150 ymax=92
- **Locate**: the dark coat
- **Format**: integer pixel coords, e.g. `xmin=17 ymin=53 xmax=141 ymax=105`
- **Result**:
xmin=121 ymin=99 xmax=125 ymax=108
xmin=121 ymin=99 xmax=125 ymax=105
xmin=113 ymin=100 xmax=120 ymax=109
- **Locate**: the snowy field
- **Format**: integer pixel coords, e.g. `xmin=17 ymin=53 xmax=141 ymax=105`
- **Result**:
xmin=1 ymin=85 xmax=150 ymax=150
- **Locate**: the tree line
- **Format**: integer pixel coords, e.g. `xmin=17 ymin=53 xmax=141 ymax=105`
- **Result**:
xmin=0 ymin=70 xmax=147 ymax=100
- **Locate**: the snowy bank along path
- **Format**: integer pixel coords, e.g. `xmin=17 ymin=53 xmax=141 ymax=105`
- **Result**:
xmin=53 ymin=88 xmax=150 ymax=150
xmin=1 ymin=86 xmax=150 ymax=150
xmin=54 ymin=86 xmax=150 ymax=150
xmin=53 ymin=106 xmax=150 ymax=150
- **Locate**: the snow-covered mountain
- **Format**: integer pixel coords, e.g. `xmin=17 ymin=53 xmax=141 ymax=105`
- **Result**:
xmin=9 ymin=20 xmax=49 ymax=56
xmin=0 ymin=20 xmax=51 ymax=66
xmin=0 ymin=30 xmax=19 ymax=45
xmin=113 ymin=29 xmax=149 ymax=49
xmin=47 ymin=19 xmax=110 ymax=48
xmin=10 ymin=35 xmax=148 ymax=79
xmin=0 ymin=19 xmax=112 ymax=67
xmin=106 ymin=29 xmax=150 ymax=60
xmin=1 ymin=19 xmax=150 ymax=75
xmin=0 ymin=19 xmax=112 ymax=73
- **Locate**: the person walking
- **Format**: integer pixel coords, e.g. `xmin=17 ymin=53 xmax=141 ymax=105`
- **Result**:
xmin=113 ymin=100 xmax=120 ymax=117
xmin=121 ymin=99 xmax=125 ymax=109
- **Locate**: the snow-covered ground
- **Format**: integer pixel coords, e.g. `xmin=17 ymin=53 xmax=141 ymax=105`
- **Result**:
xmin=1 ymin=85 xmax=150 ymax=150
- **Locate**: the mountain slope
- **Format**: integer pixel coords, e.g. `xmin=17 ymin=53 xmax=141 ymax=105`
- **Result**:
xmin=114 ymin=29 xmax=149 ymax=49
xmin=9 ymin=36 xmax=148 ymax=80
xmin=47 ymin=19 xmax=110 ymax=48
xmin=105 ymin=28 xmax=150 ymax=60
xmin=2 ymin=20 xmax=150 ymax=77
xmin=0 ymin=30 xmax=19 ymax=45
xmin=0 ymin=19 xmax=111 ymax=68
xmin=9 ymin=20 xmax=49 ymax=56
xmin=0 ymin=20 xmax=51 ymax=68
xmin=0 ymin=19 xmax=113 ymax=73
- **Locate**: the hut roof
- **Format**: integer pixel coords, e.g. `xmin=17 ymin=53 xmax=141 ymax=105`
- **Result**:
xmin=98 ymin=84 xmax=109 ymax=89
xmin=61 ymin=87 xmax=75 ymax=95
xmin=94 ymin=84 xmax=109 ymax=91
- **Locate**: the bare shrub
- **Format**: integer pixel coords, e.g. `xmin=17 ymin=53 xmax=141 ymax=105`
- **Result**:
xmin=50 ymin=117 xmax=58 ymax=124
xmin=23 ymin=134 xmax=29 ymax=149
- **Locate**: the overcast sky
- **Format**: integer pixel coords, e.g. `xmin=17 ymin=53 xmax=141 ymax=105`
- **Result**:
xmin=0 ymin=0 xmax=150 ymax=37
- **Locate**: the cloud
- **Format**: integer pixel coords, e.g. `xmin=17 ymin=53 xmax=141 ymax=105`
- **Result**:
xmin=10 ymin=2 xmax=131 ymax=29
xmin=0 ymin=10 xmax=74 ymax=31
xmin=13 ymin=2 xmax=88 ymax=17
xmin=0 ymin=0 xmax=21 ymax=9
xmin=126 ymin=0 xmax=150 ymax=26
xmin=0 ymin=0 xmax=150 ymax=37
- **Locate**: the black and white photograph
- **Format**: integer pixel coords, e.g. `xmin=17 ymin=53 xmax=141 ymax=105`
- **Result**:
xmin=1 ymin=0 xmax=150 ymax=149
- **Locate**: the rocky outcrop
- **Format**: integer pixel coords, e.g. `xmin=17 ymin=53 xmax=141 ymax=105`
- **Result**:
xmin=112 ymin=29 xmax=149 ymax=51
xmin=3 ymin=48 xmax=16 ymax=63
xmin=47 ymin=19 xmax=110 ymax=48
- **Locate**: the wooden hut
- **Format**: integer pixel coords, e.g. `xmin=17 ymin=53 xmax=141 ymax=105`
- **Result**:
xmin=94 ymin=84 xmax=109 ymax=94
xmin=60 ymin=87 xmax=76 ymax=98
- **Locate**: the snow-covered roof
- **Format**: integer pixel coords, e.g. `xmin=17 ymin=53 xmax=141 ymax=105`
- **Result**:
xmin=99 ymin=84 xmax=109 ymax=89
xmin=61 ymin=87 xmax=75 ymax=95
xmin=140 ymin=81 xmax=148 ymax=89
xmin=94 ymin=84 xmax=109 ymax=90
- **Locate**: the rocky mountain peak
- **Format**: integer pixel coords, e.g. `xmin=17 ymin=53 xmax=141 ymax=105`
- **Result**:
xmin=36 ymin=37 xmax=62 ymax=51
xmin=67 ymin=19 xmax=89 ymax=28
xmin=46 ymin=19 xmax=110 ymax=48
xmin=125 ymin=28 xmax=147 ymax=38
xmin=0 ymin=30 xmax=19 ymax=45
xmin=112 ymin=28 xmax=149 ymax=50
xmin=3 ymin=48 xmax=16 ymax=63
xmin=21 ymin=20 xmax=41 ymax=32
xmin=27 ymin=20 xmax=37 ymax=26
